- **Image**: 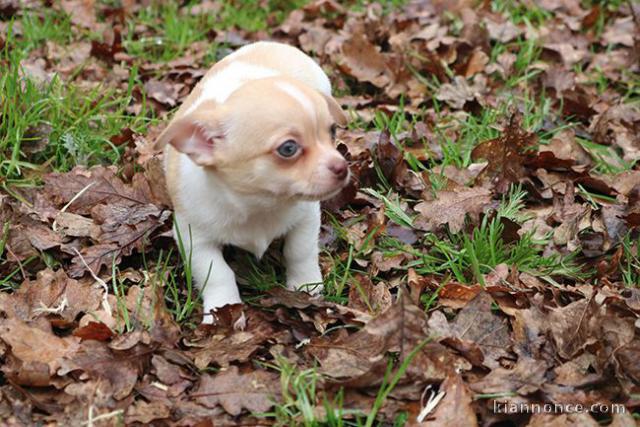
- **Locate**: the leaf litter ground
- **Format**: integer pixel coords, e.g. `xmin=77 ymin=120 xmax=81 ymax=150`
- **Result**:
xmin=1 ymin=0 xmax=640 ymax=425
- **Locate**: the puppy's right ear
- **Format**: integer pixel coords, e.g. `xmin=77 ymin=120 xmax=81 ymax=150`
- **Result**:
xmin=155 ymin=102 xmax=225 ymax=167
xmin=322 ymin=94 xmax=348 ymax=127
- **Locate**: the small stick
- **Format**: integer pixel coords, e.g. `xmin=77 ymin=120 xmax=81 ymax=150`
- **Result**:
xmin=72 ymin=247 xmax=112 ymax=315
xmin=52 ymin=182 xmax=95 ymax=232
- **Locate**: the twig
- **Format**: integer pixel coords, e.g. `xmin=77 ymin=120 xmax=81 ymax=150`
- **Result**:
xmin=82 ymin=407 xmax=124 ymax=426
xmin=72 ymin=247 xmax=112 ymax=315
xmin=52 ymin=182 xmax=95 ymax=232
xmin=33 ymin=295 xmax=68 ymax=315
xmin=417 ymin=385 xmax=446 ymax=422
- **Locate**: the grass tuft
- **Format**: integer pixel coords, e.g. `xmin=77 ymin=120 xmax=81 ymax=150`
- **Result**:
xmin=1 ymin=30 xmax=151 ymax=183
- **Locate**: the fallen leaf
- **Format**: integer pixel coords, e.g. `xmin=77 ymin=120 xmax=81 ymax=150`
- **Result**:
xmin=125 ymin=400 xmax=171 ymax=424
xmin=193 ymin=366 xmax=279 ymax=416
xmin=16 ymin=269 xmax=103 ymax=323
xmin=470 ymin=357 xmax=548 ymax=395
xmin=484 ymin=16 xmax=522 ymax=42
xmin=144 ymin=79 xmax=181 ymax=107
xmin=68 ymin=243 xmax=121 ymax=278
xmin=471 ymin=113 xmax=537 ymax=192
xmin=0 ymin=318 xmax=80 ymax=386
xmin=337 ymin=31 xmax=391 ymax=88
xmin=436 ymin=75 xmax=487 ymax=109
xmin=347 ymin=274 xmax=392 ymax=313
xmin=60 ymin=0 xmax=97 ymax=29
xmin=602 ymin=17 xmax=635 ymax=47
xmin=422 ymin=373 xmax=477 ymax=426
xmin=72 ymin=322 xmax=114 ymax=342
xmin=548 ymin=297 xmax=600 ymax=359
xmin=191 ymin=311 xmax=281 ymax=368
xmin=59 ymin=339 xmax=143 ymax=400
xmin=414 ymin=186 xmax=492 ymax=232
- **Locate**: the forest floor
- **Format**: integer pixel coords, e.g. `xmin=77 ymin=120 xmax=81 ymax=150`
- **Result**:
xmin=1 ymin=0 xmax=640 ymax=425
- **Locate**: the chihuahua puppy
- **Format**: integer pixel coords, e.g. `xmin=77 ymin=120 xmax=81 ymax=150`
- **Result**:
xmin=156 ymin=41 xmax=349 ymax=323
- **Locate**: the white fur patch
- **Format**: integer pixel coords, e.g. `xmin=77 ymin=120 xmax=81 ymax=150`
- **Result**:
xmin=185 ymin=61 xmax=278 ymax=115
xmin=275 ymin=81 xmax=316 ymax=122
xmin=236 ymin=41 xmax=332 ymax=96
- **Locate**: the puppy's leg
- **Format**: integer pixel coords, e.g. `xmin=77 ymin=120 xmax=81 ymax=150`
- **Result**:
xmin=191 ymin=242 xmax=242 ymax=324
xmin=284 ymin=210 xmax=323 ymax=294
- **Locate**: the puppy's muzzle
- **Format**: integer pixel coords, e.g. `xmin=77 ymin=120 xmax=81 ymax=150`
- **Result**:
xmin=328 ymin=158 xmax=349 ymax=181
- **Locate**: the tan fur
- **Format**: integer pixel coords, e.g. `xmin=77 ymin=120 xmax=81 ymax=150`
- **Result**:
xmin=192 ymin=77 xmax=342 ymax=198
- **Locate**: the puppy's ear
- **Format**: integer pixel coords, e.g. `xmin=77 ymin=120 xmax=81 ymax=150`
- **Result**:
xmin=322 ymin=94 xmax=348 ymax=127
xmin=155 ymin=102 xmax=224 ymax=166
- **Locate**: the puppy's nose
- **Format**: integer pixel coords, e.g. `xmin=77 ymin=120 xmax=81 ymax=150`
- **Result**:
xmin=328 ymin=159 xmax=348 ymax=180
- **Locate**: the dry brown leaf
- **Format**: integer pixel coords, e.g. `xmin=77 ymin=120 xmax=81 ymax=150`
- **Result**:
xmin=591 ymin=105 xmax=640 ymax=163
xmin=602 ymin=17 xmax=635 ymax=47
xmin=430 ymin=292 xmax=512 ymax=368
xmin=59 ymin=339 xmax=143 ymax=400
xmin=15 ymin=269 xmax=103 ymax=323
xmin=55 ymin=212 xmax=100 ymax=239
xmin=470 ymin=357 xmax=548 ymax=395
xmin=539 ymin=129 xmax=591 ymax=166
xmin=60 ymin=0 xmax=97 ymax=29
xmin=68 ymin=243 xmax=121 ymax=278
xmin=484 ymin=17 xmax=522 ymax=42
xmin=308 ymin=291 xmax=463 ymax=392
xmin=436 ymin=75 xmax=487 ymax=109
xmin=193 ymin=366 xmax=279 ymax=416
xmin=44 ymin=167 xmax=135 ymax=215
xmin=72 ymin=321 xmax=114 ymax=342
xmin=471 ymin=113 xmax=537 ymax=192
xmin=125 ymin=400 xmax=171 ymax=424
xmin=0 ymin=318 xmax=80 ymax=386
xmin=144 ymin=79 xmax=182 ymax=107
xmin=548 ymin=297 xmax=602 ymax=360
xmin=347 ymin=274 xmax=392 ymax=314
xmin=191 ymin=313 xmax=281 ymax=369
xmin=414 ymin=186 xmax=492 ymax=232
xmin=422 ymin=374 xmax=478 ymax=426
xmin=553 ymin=353 xmax=601 ymax=387
xmin=151 ymin=354 xmax=191 ymax=385
xmin=336 ymin=31 xmax=391 ymax=87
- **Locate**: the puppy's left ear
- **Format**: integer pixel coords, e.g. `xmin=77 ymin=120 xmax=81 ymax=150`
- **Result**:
xmin=155 ymin=102 xmax=225 ymax=166
xmin=322 ymin=94 xmax=348 ymax=127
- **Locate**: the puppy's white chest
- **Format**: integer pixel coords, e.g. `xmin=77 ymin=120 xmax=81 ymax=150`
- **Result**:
xmin=216 ymin=212 xmax=294 ymax=258
xmin=174 ymin=167 xmax=315 ymax=257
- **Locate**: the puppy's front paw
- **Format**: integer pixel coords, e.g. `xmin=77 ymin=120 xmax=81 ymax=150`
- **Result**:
xmin=286 ymin=275 xmax=324 ymax=295
xmin=201 ymin=310 xmax=217 ymax=325
xmin=201 ymin=308 xmax=247 ymax=331
xmin=303 ymin=282 xmax=324 ymax=296
xmin=201 ymin=294 xmax=242 ymax=324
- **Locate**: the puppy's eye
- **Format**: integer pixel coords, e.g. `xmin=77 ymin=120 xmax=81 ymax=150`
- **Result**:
xmin=276 ymin=140 xmax=300 ymax=158
xmin=330 ymin=124 xmax=337 ymax=140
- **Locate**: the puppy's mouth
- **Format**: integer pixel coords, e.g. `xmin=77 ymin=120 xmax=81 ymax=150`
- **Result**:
xmin=298 ymin=175 xmax=350 ymax=201
xmin=299 ymin=186 xmax=344 ymax=201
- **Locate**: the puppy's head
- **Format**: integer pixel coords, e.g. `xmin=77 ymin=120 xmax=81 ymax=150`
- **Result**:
xmin=158 ymin=76 xmax=349 ymax=201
